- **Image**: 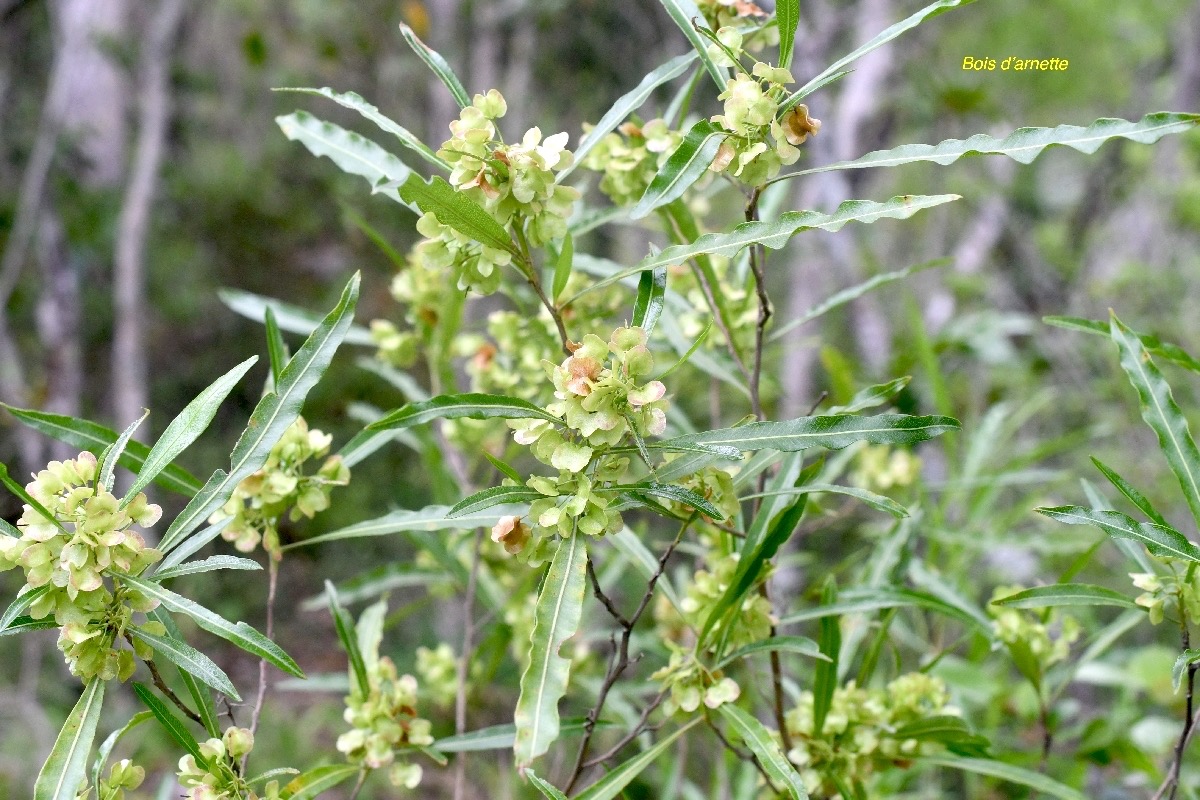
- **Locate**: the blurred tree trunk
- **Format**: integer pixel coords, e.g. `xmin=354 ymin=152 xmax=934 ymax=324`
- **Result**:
xmin=112 ymin=0 xmax=187 ymax=430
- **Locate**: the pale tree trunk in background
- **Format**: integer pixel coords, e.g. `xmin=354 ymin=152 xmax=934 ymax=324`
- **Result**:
xmin=34 ymin=213 xmax=82 ymax=463
xmin=112 ymin=0 xmax=187 ymax=430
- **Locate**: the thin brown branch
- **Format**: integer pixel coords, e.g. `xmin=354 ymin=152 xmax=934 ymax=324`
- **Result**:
xmin=581 ymin=690 xmax=668 ymax=769
xmin=244 ymin=554 xmax=279 ymax=772
xmin=745 ymin=186 xmax=770 ymax=422
xmin=129 ymin=633 xmax=202 ymax=725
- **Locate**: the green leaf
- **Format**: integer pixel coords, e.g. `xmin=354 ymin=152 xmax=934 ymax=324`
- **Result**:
xmin=367 ymin=392 xmax=561 ymax=431
xmin=527 ymin=771 xmax=569 ymax=800
xmin=608 ymin=527 xmax=683 ymax=611
xmin=123 ymin=358 xmax=258 ymax=504
xmin=716 ymin=704 xmax=808 ymax=799
xmin=630 ymin=120 xmax=723 ymax=220
xmin=399 ymin=23 xmax=469 ymax=108
xmin=2 ymin=406 xmax=203 ymax=496
xmin=632 ymin=266 xmax=667 ymax=336
xmin=284 ymin=504 xmax=516 ymax=549
xmin=153 ymin=519 xmax=232 ymax=575
xmin=484 ymin=452 xmax=525 ymax=484
xmin=715 ymin=636 xmax=828 ymax=670
xmin=1037 ymin=506 xmax=1200 ymax=564
xmin=276 ymin=111 xmax=417 ymax=212
xmin=0 ymin=462 xmax=68 ymax=534
xmin=1172 ymin=649 xmax=1200 ymax=692
xmin=0 ymin=517 xmax=17 ymax=538
xmin=98 ymin=411 xmax=148 ymax=492
xmin=1110 ymin=314 xmax=1200 ymax=529
xmin=566 ymin=196 xmax=960 ymax=303
xmin=826 ymin=377 xmax=913 ymax=415
xmin=265 ymin=308 xmax=289 ymax=389
xmin=129 ymin=627 xmax=241 ymax=700
xmin=151 ymin=555 xmax=262 ymax=582
xmin=282 ymin=764 xmax=361 ymax=799
xmin=776 ymin=0 xmax=800 ymax=69
xmin=812 ymin=579 xmax=840 ymax=737
xmin=218 ymin=288 xmax=375 ymax=346
xmin=326 ymin=580 xmax=369 ymax=696
xmin=0 ymin=615 xmax=56 ymax=636
xmin=1090 ymin=457 xmax=1171 ymax=527
xmin=437 ymin=718 xmax=610 ymax=753
xmin=34 ymin=679 xmax=105 ymax=800
xmin=277 ymin=87 xmax=448 ymax=170
xmin=560 ymin=52 xmax=698 ymax=180
xmin=780 ymin=0 xmax=979 ymax=113
xmin=450 ymin=486 xmax=544 ymax=517
xmin=552 ymin=232 xmax=573 ymax=301
xmin=748 ymin=483 xmax=909 ymax=518
xmin=615 ymin=481 xmax=726 ymax=520
xmin=118 ymin=574 xmax=304 ymax=678
xmin=574 ymin=718 xmax=700 ymax=800
xmin=150 ymin=608 xmax=221 ymax=737
xmin=664 ymin=413 xmax=959 ymax=453
xmin=1044 ymin=315 xmax=1200 ymax=374
xmin=133 ymin=682 xmax=206 ymax=764
xmin=787 ymin=112 xmax=1200 ymax=174
xmin=160 ymin=273 xmax=360 ymax=554
xmin=514 ymin=533 xmax=589 ymax=766
xmin=993 ymin=583 xmax=1140 ymax=610
xmin=920 ymin=755 xmax=1086 ymax=800
xmin=655 ymin=0 xmax=727 ymax=88
xmin=780 ymin=587 xmax=992 ymax=634
xmin=91 ymin=711 xmax=152 ymax=793
xmin=0 ymin=584 xmax=55 ymax=632
xmin=399 ymin=174 xmax=517 ymax=255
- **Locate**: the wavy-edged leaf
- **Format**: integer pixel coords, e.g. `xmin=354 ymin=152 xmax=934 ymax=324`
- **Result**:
xmin=0 ymin=584 xmax=54 ymax=632
xmin=790 ymin=112 xmax=1200 ymax=174
xmin=776 ymin=0 xmax=800 ymax=69
xmin=218 ymin=288 xmax=374 ymax=346
xmin=561 ymin=52 xmax=698 ymax=180
xmin=325 ymin=580 xmax=368 ymax=696
xmin=278 ymin=87 xmax=447 ymax=170
xmin=451 ymin=486 xmax=544 ymax=517
xmin=1090 ymin=457 xmax=1171 ymax=527
xmin=399 ymin=23 xmax=469 ymax=108
xmin=91 ymin=711 xmax=152 ymax=793
xmin=749 ymin=482 xmax=909 ymax=518
xmin=632 ymin=265 xmax=668 ymax=335
xmin=630 ymin=120 xmax=723 ymax=219
xmin=151 ymin=555 xmax=262 ymax=582
xmin=2 ymin=406 xmax=203 ymax=496
xmin=993 ymin=583 xmax=1140 ymax=610
xmin=514 ymin=533 xmax=588 ymax=766
xmin=0 ymin=615 xmax=56 ymax=636
xmin=656 ymin=0 xmax=727 ymax=89
xmin=34 ymin=679 xmax=105 ymax=800
xmin=436 ymin=718 xmax=610 ymax=753
xmin=119 ymin=574 xmax=304 ymax=678
xmin=368 ymin=392 xmax=561 ymax=431
xmin=123 ymin=358 xmax=257 ymax=504
xmin=717 ymin=704 xmax=807 ymax=799
xmin=399 ymin=174 xmax=517 ymax=255
xmin=615 ymin=481 xmax=726 ymax=520
xmin=1044 ymin=315 xmax=1200 ymax=373
xmin=527 ymin=771 xmax=569 ymax=800
xmin=664 ymin=413 xmax=959 ymax=453
xmin=1110 ymin=314 xmax=1200 ymax=529
xmin=780 ymin=0 xmax=979 ymax=113
xmin=567 ymin=195 xmax=959 ymax=303
xmin=1173 ymin=649 xmax=1200 ymax=692
xmin=284 ymin=504 xmax=516 ymax=549
xmin=715 ymin=635 xmax=828 ymax=669
xmin=920 ymin=755 xmax=1085 ymax=800
xmin=129 ymin=627 xmax=241 ymax=700
xmin=277 ymin=111 xmax=417 ymax=212
xmin=98 ymin=411 xmax=148 ymax=492
xmin=161 ymin=274 xmax=360 ymax=554
xmin=1037 ymin=506 xmax=1200 ymax=563
xmin=574 ymin=718 xmax=700 ymax=800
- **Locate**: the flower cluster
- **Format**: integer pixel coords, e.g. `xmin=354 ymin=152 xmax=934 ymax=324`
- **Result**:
xmin=988 ymin=586 xmax=1081 ymax=672
xmin=416 ymin=642 xmax=458 ymax=708
xmin=176 ymin=727 xmax=277 ymax=800
xmin=785 ymin=673 xmax=959 ymax=796
xmin=0 ymin=452 xmax=164 ymax=681
xmin=582 ymin=118 xmax=682 ymax=207
xmin=697 ymin=0 xmax=770 ymax=34
xmin=1131 ymin=566 xmax=1200 ymax=626
xmin=369 ymin=238 xmax=459 ymax=369
xmin=76 ymin=758 xmax=145 ymax=800
xmin=707 ymin=29 xmax=821 ymax=185
xmin=656 ymin=552 xmax=774 ymax=652
xmin=851 ymin=445 xmax=922 ymax=494
xmin=211 ymin=417 xmax=349 ymax=557
xmin=651 ymin=643 xmax=741 ymax=715
xmin=460 ymin=311 xmax=562 ymax=403
xmin=338 ymin=656 xmax=433 ymax=789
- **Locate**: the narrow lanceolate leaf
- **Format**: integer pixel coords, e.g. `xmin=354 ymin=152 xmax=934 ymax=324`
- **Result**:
xmin=514 ymin=533 xmax=589 ymax=766
xmin=283 ymin=764 xmax=362 ymax=800
xmin=0 ymin=584 xmax=54 ymax=632
xmin=750 ymin=483 xmax=909 ymax=518
xmin=160 ymin=274 xmax=359 ymax=553
xmin=790 ymin=112 xmax=1200 ymax=175
xmin=656 ymin=0 xmax=727 ymax=89
xmin=717 ymin=705 xmax=808 ymax=799
xmin=123 ymin=358 xmax=258 ymax=505
xmin=780 ymin=587 xmax=992 ymax=634
xmin=1044 ymin=315 xmax=1200 ymax=374
xmin=527 ymin=771 xmax=569 ymax=800
xmin=630 ymin=120 xmax=723 ymax=219
xmin=920 ymin=755 xmax=1086 ymax=800
xmin=780 ymin=0 xmax=979 ymax=113
xmin=119 ymin=574 xmax=304 ymax=678
xmin=812 ymin=580 xmax=841 ymax=737
xmin=98 ymin=411 xmax=148 ymax=492
xmin=284 ymin=504 xmax=517 ymax=549
xmin=993 ymin=584 xmax=1140 ymax=610
xmin=567 ymin=196 xmax=959 ymax=301
xmin=632 ymin=266 xmax=668 ymax=335
xmin=560 ymin=52 xmax=698 ymax=180
xmin=91 ymin=712 xmax=152 ymax=793
xmin=154 ymin=520 xmax=232 ymax=575
xmin=615 ymin=481 xmax=726 ymax=520
xmin=2 ymin=406 xmax=203 ymax=496
xmin=326 ymin=581 xmax=368 ymax=696
xmin=0 ymin=615 xmax=56 ymax=636
xmin=715 ymin=636 xmax=828 ymax=669
xmin=264 ymin=308 xmax=289 ymax=388
xmin=1172 ymin=649 xmax=1200 ymax=692
xmin=0 ymin=464 xmax=68 ymax=535
xmin=776 ymin=0 xmax=800 ymax=69
xmin=277 ymin=111 xmax=416 ymax=211
xmin=399 ymin=174 xmax=517 ymax=255
xmin=1110 ymin=314 xmax=1200 ymax=529
xmin=151 ymin=555 xmax=262 ymax=582
xmin=1037 ymin=506 xmax=1200 ymax=564
xmin=150 ymin=608 xmax=221 ymax=738
xmin=129 ymin=627 xmax=241 ymax=700
xmin=218 ymin=288 xmax=375 ymax=346
xmin=435 ymin=718 xmax=609 ymax=753
xmin=574 ymin=719 xmax=701 ymax=800
xmin=609 ymin=527 xmax=682 ymax=611
xmin=135 ymin=683 xmax=208 ymax=764
xmin=450 ymin=486 xmax=544 ymax=517
xmin=399 ymin=23 xmax=469 ymax=108
xmin=552 ymin=232 xmax=573 ymax=301
xmin=33 ymin=679 xmax=105 ymax=800
xmin=827 ymin=377 xmax=913 ymax=415
xmin=367 ymin=393 xmax=561 ymax=431
xmin=1089 ymin=457 xmax=1171 ymax=528
xmin=664 ymin=413 xmax=959 ymax=453
xmin=0 ymin=517 xmax=17 ymax=537
xmin=278 ymin=87 xmax=448 ymax=170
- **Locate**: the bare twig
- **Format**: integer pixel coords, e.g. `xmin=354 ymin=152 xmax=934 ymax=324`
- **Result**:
xmin=130 ymin=633 xmax=202 ymax=725
xmin=244 ymin=555 xmax=279 ymax=772
xmin=1153 ymin=617 xmax=1197 ymax=800
xmin=581 ymin=690 xmax=668 ymax=769
xmin=745 ymin=187 xmax=769 ymax=422
xmin=453 ymin=529 xmax=486 ymax=800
